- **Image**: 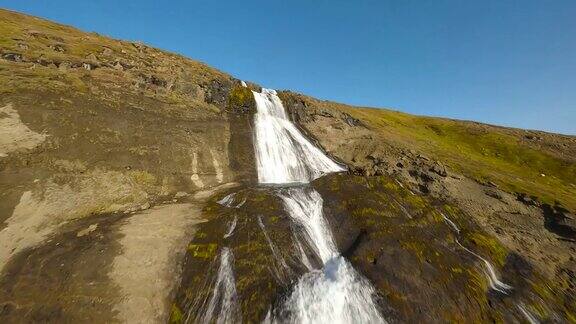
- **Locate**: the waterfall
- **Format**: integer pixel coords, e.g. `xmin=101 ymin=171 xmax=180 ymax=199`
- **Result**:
xmin=279 ymin=188 xmax=336 ymax=263
xmin=276 ymin=187 xmax=384 ymax=323
xmin=293 ymin=236 xmax=314 ymax=271
xmin=257 ymin=215 xmax=291 ymax=280
xmin=200 ymin=248 xmax=241 ymax=323
xmin=252 ymin=89 xmax=344 ymax=184
xmin=223 ymin=216 xmax=237 ymax=239
xmin=456 ymin=240 xmax=512 ymax=294
xmin=442 ymin=212 xmax=511 ymax=294
xmin=217 ymin=193 xmax=236 ymax=207
xmin=441 ymin=212 xmax=460 ymax=234
xmin=253 ymin=88 xmax=385 ymax=323
xmin=218 ymin=193 xmax=246 ymax=209
xmin=517 ymin=303 xmax=540 ymax=324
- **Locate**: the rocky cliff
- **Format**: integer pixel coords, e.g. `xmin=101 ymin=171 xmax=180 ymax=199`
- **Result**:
xmin=1 ymin=8 xmax=574 ymax=323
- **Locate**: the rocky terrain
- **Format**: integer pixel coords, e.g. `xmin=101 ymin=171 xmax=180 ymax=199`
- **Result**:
xmin=0 ymin=8 xmax=574 ymax=323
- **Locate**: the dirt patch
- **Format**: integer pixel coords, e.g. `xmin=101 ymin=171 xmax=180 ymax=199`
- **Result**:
xmin=109 ymin=202 xmax=205 ymax=323
xmin=0 ymin=103 xmax=46 ymax=157
xmin=0 ymin=168 xmax=150 ymax=272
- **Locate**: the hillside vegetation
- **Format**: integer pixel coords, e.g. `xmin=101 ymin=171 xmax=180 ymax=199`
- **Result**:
xmin=0 ymin=8 xmax=231 ymax=111
xmin=352 ymin=107 xmax=575 ymax=209
xmin=284 ymin=94 xmax=576 ymax=211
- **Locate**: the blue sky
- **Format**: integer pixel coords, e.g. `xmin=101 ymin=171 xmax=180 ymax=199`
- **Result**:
xmin=2 ymin=0 xmax=575 ymax=134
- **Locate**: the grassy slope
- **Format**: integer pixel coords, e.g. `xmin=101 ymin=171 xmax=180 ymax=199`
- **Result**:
xmin=321 ymin=99 xmax=576 ymax=211
xmin=0 ymin=8 xmax=230 ymax=110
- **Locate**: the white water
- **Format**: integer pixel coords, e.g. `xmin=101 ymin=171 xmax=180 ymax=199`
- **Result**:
xmin=278 ymin=256 xmax=383 ymax=323
xmin=252 ymin=89 xmax=344 ymax=184
xmin=218 ymin=193 xmax=246 ymax=209
xmin=393 ymin=198 xmax=413 ymax=219
xmin=258 ymin=215 xmax=290 ymax=278
xmin=293 ymin=236 xmax=314 ymax=271
xmin=277 ymin=187 xmax=384 ymax=323
xmin=442 ymin=210 xmax=511 ymax=295
xmin=517 ymin=303 xmax=540 ymax=324
xmin=223 ymin=216 xmax=237 ymax=239
xmin=279 ymin=188 xmax=336 ymax=263
xmin=441 ymin=212 xmax=460 ymax=234
xmin=456 ymin=240 xmax=512 ymax=294
xmin=217 ymin=193 xmax=235 ymax=207
xmin=253 ymin=88 xmax=385 ymax=323
xmin=200 ymin=248 xmax=241 ymax=323
xmin=442 ymin=211 xmax=511 ymax=295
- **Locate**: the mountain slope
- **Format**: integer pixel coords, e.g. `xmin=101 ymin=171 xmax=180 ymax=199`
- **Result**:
xmin=280 ymin=92 xmax=576 ymax=210
xmin=1 ymin=8 xmax=575 ymax=323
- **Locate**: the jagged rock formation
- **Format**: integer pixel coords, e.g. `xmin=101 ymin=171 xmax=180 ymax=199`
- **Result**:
xmin=1 ymin=8 xmax=575 ymax=323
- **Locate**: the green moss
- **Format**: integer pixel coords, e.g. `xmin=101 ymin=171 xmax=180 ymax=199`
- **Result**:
xmin=531 ymin=280 xmax=555 ymax=301
xmin=451 ymin=266 xmax=463 ymax=274
xmin=465 ymin=267 xmax=489 ymax=307
xmin=443 ymin=205 xmax=460 ymax=217
xmin=169 ymin=304 xmax=184 ymax=324
xmin=464 ymin=232 xmax=508 ymax=267
xmin=529 ymin=302 xmax=549 ymax=319
xmin=187 ymin=243 xmax=218 ymax=259
xmin=566 ymin=311 xmax=576 ymax=323
xmin=400 ymin=241 xmax=426 ymax=263
xmin=383 ymin=181 xmax=399 ymax=191
xmin=529 ymin=279 xmax=576 ymax=322
xmin=128 ymin=170 xmax=156 ymax=186
xmin=228 ymin=85 xmax=253 ymax=109
xmin=340 ymin=106 xmax=576 ymax=211
xmin=404 ymin=193 xmax=427 ymax=210
xmin=431 ymin=211 xmax=444 ymax=223
xmin=352 ymin=207 xmax=387 ymax=218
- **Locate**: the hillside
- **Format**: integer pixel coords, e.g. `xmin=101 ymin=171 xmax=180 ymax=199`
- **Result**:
xmin=1 ymin=8 xmax=575 ymax=323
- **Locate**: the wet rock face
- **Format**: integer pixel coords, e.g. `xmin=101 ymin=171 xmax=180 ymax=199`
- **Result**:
xmin=1 ymin=9 xmax=575 ymax=323
xmin=0 ymin=213 xmax=124 ymax=323
xmin=171 ymin=173 xmax=574 ymax=323
xmin=0 ymin=10 xmax=265 ymax=323
xmin=226 ymin=84 xmax=258 ymax=183
xmin=314 ymin=173 xmax=573 ymax=323
xmin=172 ymin=187 xmax=317 ymax=322
xmin=0 ymin=90 xmax=236 ymax=217
xmin=0 ymin=6 xmax=263 ymax=230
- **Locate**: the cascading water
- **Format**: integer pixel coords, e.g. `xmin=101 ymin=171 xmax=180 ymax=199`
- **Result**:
xmin=442 ymin=213 xmax=511 ymax=294
xmin=252 ymin=88 xmax=385 ymax=323
xmin=257 ymin=215 xmax=291 ymax=281
xmin=276 ymin=187 xmax=384 ymax=323
xmin=456 ymin=240 xmax=512 ymax=294
xmin=253 ymin=89 xmax=343 ymax=184
xmin=223 ymin=216 xmax=237 ymax=239
xmin=279 ymin=188 xmax=336 ymax=263
xmin=197 ymin=248 xmax=241 ymax=323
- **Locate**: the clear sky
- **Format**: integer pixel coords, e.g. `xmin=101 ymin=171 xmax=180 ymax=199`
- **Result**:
xmin=1 ymin=0 xmax=575 ymax=135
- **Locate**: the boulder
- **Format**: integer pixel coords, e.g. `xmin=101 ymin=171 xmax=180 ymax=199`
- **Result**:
xmin=2 ymin=53 xmax=23 ymax=62
xmin=341 ymin=112 xmax=364 ymax=127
